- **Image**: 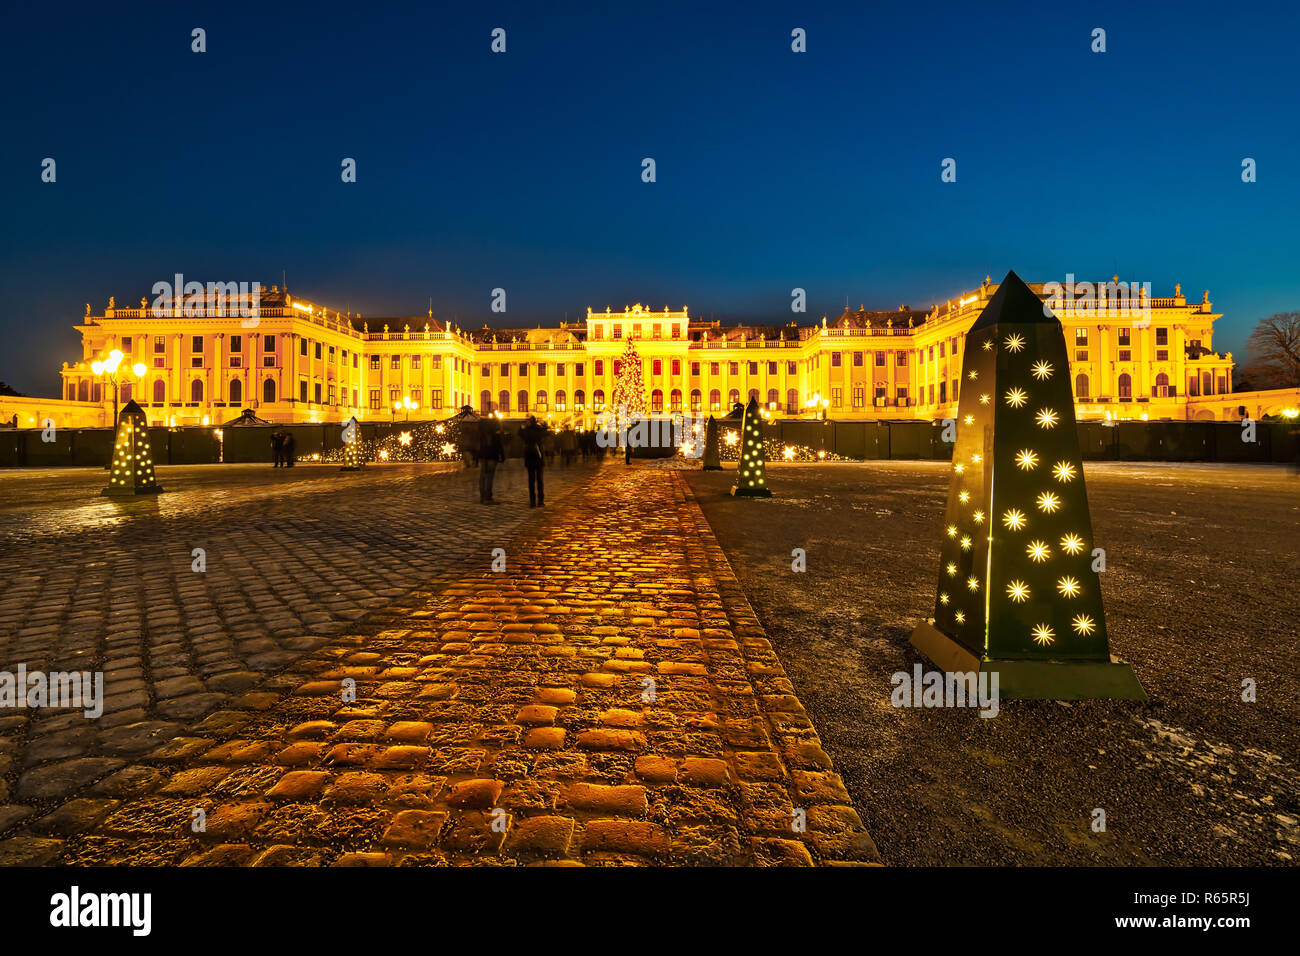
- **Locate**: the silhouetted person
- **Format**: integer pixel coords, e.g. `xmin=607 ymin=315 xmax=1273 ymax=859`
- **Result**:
xmin=521 ymin=415 xmax=546 ymax=507
xmin=478 ymin=417 xmax=505 ymax=504
xmin=559 ymin=426 xmax=577 ymax=466
xmin=271 ymin=430 xmax=284 ymax=467
xmin=283 ymin=431 xmax=296 ymax=467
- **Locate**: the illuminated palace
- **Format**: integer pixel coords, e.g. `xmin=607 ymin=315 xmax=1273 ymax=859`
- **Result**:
xmin=53 ymin=278 xmax=1257 ymax=428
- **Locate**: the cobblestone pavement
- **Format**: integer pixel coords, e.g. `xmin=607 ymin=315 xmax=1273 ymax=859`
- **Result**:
xmin=0 ymin=464 xmax=874 ymax=865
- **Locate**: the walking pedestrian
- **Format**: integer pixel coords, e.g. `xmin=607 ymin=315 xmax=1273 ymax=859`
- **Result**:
xmin=478 ymin=416 xmax=505 ymax=504
xmin=271 ymin=430 xmax=283 ymax=467
xmin=283 ymin=430 xmax=296 ymax=467
xmin=521 ymin=415 xmax=546 ymax=507
xmin=559 ymin=426 xmax=577 ymax=466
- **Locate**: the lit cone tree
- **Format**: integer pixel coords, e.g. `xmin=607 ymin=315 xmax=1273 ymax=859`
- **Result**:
xmin=611 ymin=337 xmax=646 ymax=457
xmin=730 ymin=397 xmax=771 ymax=497
xmin=909 ymin=270 xmax=1144 ymax=700
xmin=702 ymin=415 xmax=722 ymax=470
xmin=340 ymin=416 xmax=364 ymax=470
xmin=102 ymin=400 xmax=162 ymax=496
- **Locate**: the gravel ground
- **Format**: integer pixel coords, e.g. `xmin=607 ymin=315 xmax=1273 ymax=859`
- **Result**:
xmin=684 ymin=461 xmax=1300 ymax=866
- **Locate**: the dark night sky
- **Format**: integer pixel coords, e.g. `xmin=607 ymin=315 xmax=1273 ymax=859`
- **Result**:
xmin=3 ymin=0 xmax=1298 ymax=395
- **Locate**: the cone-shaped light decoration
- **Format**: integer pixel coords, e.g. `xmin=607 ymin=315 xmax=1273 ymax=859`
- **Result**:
xmin=908 ymin=271 xmax=1144 ymax=700
xmin=101 ymin=400 xmax=162 ymax=496
xmin=340 ymin=417 xmax=365 ymax=471
xmin=730 ymin=397 xmax=771 ymax=497
xmin=703 ymin=415 xmax=722 ymax=470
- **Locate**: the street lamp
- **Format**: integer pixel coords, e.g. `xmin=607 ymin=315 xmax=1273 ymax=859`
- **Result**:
xmin=393 ymin=396 xmax=415 ymax=423
xmin=90 ymin=349 xmax=147 ymax=426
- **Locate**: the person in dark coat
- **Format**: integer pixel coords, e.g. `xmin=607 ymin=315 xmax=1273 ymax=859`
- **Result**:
xmin=520 ymin=415 xmax=546 ymax=507
xmin=271 ymin=430 xmax=283 ymax=467
xmin=478 ymin=416 xmax=505 ymax=504
xmin=282 ymin=430 xmax=296 ymax=467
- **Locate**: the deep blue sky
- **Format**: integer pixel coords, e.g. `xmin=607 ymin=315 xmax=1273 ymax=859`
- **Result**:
xmin=3 ymin=0 xmax=1298 ymax=395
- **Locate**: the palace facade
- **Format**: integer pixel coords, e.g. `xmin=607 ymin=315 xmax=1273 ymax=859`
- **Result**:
xmin=54 ymin=278 xmax=1260 ymax=429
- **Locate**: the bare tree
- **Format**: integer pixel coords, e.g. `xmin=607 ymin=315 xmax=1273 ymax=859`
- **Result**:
xmin=1239 ymin=312 xmax=1300 ymax=389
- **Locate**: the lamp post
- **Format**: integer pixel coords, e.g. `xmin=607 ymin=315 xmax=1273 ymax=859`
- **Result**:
xmin=90 ymin=350 xmax=147 ymax=427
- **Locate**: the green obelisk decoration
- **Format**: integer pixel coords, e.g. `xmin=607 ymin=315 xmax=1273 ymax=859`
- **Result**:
xmin=340 ymin=416 xmax=364 ymax=471
xmin=703 ymin=415 xmax=722 ymax=470
xmin=730 ymin=397 xmax=771 ymax=497
xmin=102 ymin=400 xmax=162 ymax=496
xmin=908 ymin=271 xmax=1144 ymax=700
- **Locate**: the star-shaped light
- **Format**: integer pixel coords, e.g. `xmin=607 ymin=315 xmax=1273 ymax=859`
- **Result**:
xmin=946 ymin=525 xmax=958 ymax=538
xmin=1035 ymin=408 xmax=1059 ymax=429
xmin=963 ymin=414 xmax=974 ymax=425
xmin=1004 ymin=333 xmax=1025 ymax=353
xmin=1031 ymin=624 xmax=1055 ymax=646
xmin=1027 ymin=540 xmax=1051 ymax=562
xmin=958 ymin=490 xmax=971 ymax=503
xmin=960 ymin=535 xmax=972 ymax=550
xmin=1007 ymin=580 xmax=1030 ymax=602
xmin=954 ymin=463 xmax=965 ymax=474
xmin=954 ymin=611 xmax=966 ymax=624
xmin=441 ymin=442 xmax=456 ymax=455
xmin=1060 ymin=533 xmax=1085 ymax=555
xmin=967 ymin=576 xmax=980 ymax=592
xmin=939 ymin=592 xmax=949 ymax=605
xmin=1005 ymin=388 xmax=1027 ymax=408
xmin=979 ymin=393 xmax=990 ymax=405
xmin=1036 ymin=492 xmax=1061 ymax=513
xmin=972 ymin=510 xmax=985 ymax=524
xmin=724 ymin=431 xmax=739 ymax=446
xmin=981 ymin=339 xmax=993 ymax=351
xmin=1003 ymin=509 xmax=1026 ymax=530
xmin=1057 ymin=577 xmax=1081 ymax=598
xmin=968 ymin=370 xmax=978 ymax=381
xmin=1052 ymin=461 xmax=1076 ymax=482
xmin=971 ymin=453 xmax=982 ymax=463
xmin=1031 ymin=360 xmax=1053 ymax=380
xmin=1015 ymin=449 xmax=1039 ymax=470
xmin=946 ymin=562 xmax=958 ymax=577
xmin=398 ymin=431 xmax=413 ymax=446
xmin=1072 ymin=614 xmax=1096 ymax=636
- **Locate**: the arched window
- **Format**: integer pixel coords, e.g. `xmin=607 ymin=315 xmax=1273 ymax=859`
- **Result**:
xmin=690 ymin=389 xmax=702 ymax=411
xmin=650 ymin=389 xmax=663 ymax=412
xmin=728 ymin=388 xmax=740 ymax=408
xmin=120 ymin=384 xmax=133 ymax=404
xmin=574 ymin=389 xmax=585 ymax=410
xmin=1075 ymin=374 xmax=1089 ymax=399
xmin=229 ymin=379 xmax=242 ymax=405
xmin=710 ymin=389 xmax=721 ymax=410
xmin=1117 ymin=373 xmax=1132 ymax=398
xmin=767 ymin=388 xmax=779 ymax=408
xmin=748 ymin=388 xmax=760 ymax=403
xmin=480 ymin=390 xmax=492 ymax=414
xmin=555 ymin=390 xmax=566 ymax=412
xmin=1155 ymin=371 xmax=1169 ymax=397
xmin=499 ymin=390 xmax=510 ymax=413
xmin=150 ymin=380 xmax=163 ymax=404
xmin=786 ymin=388 xmax=798 ymax=412
xmin=592 ymin=389 xmax=605 ymax=409
xmin=190 ymin=379 xmax=203 ymax=403
xmin=518 ymin=390 xmax=528 ymax=413
xmin=536 ymin=390 xmax=548 ymax=411
xmin=669 ymin=389 xmax=682 ymax=412
xmin=262 ymin=378 xmax=275 ymax=404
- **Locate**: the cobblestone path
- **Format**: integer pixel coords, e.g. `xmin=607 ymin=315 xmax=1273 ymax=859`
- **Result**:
xmin=0 ymin=465 xmax=876 ymax=866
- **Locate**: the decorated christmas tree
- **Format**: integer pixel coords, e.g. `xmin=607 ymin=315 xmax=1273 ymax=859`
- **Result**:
xmin=702 ymin=415 xmax=722 ymax=470
xmin=610 ymin=337 xmax=646 ymax=425
xmin=340 ymin=416 xmax=364 ymax=470
xmin=909 ymin=271 xmax=1144 ymax=699
xmin=102 ymin=400 xmax=162 ymax=496
xmin=730 ymin=397 xmax=771 ymax=497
